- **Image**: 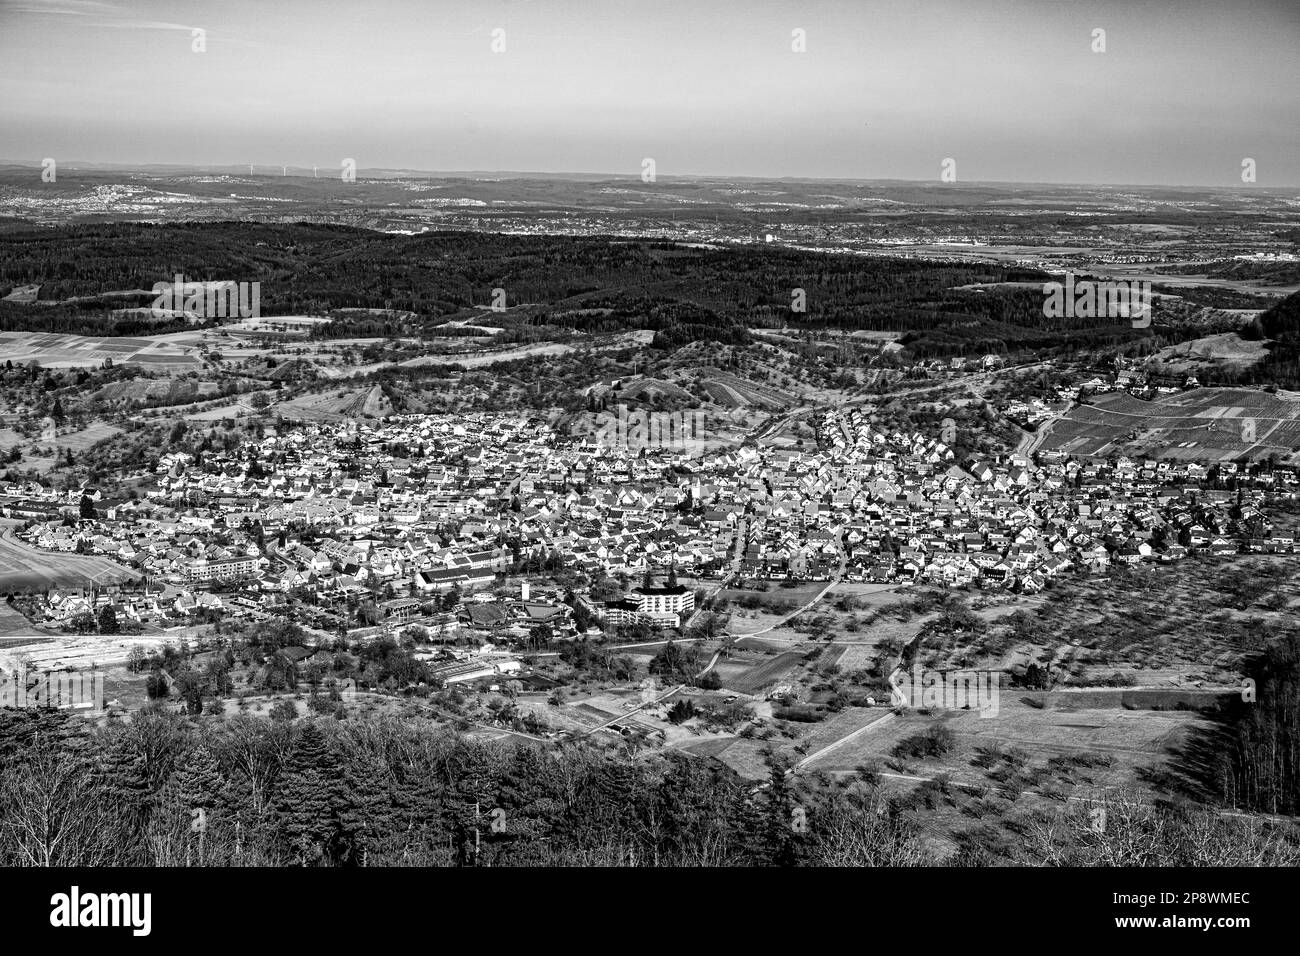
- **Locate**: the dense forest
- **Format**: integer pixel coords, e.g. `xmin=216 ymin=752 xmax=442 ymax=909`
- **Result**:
xmin=0 ymin=221 xmax=1155 ymax=355
xmin=2 ymin=222 xmax=1268 ymax=358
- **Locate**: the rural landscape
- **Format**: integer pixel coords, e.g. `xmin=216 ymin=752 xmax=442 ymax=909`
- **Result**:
xmin=0 ymin=5 xmax=1297 ymax=939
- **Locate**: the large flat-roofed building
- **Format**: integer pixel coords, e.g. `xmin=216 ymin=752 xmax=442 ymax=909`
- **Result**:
xmin=186 ymin=555 xmax=259 ymax=583
xmin=603 ymin=598 xmax=642 ymax=627
xmin=631 ymin=584 xmax=694 ymax=618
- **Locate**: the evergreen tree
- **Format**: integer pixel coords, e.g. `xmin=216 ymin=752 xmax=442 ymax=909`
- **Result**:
xmin=169 ymin=744 xmax=226 ymax=811
xmin=96 ymin=604 xmax=119 ymax=634
xmin=272 ymin=722 xmax=342 ymax=864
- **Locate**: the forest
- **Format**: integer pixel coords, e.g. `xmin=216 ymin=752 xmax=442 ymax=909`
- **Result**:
xmin=2 ymin=221 xmax=1269 ymax=361
xmin=1 ymin=706 xmax=1295 ymax=867
xmin=0 ymin=221 xmax=1150 ymax=355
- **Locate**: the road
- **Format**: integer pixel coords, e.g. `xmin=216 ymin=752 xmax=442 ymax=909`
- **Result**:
xmin=1017 ymin=419 xmax=1056 ymax=459
xmin=696 ymin=547 xmax=847 ymax=679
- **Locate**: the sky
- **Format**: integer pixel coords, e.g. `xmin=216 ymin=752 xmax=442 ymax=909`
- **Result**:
xmin=1 ymin=0 xmax=1298 ymax=186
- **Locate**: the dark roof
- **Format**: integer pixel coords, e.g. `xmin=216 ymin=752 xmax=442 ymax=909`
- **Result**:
xmin=633 ymin=584 xmax=690 ymax=596
xmin=466 ymin=603 xmax=510 ymax=626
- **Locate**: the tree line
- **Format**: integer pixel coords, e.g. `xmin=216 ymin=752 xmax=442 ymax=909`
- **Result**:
xmin=1 ymin=706 xmax=1295 ymax=867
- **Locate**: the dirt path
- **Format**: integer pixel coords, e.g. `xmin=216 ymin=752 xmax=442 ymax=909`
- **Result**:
xmin=794 ymin=710 xmax=896 ymax=771
xmin=697 ymin=551 xmax=847 ymax=679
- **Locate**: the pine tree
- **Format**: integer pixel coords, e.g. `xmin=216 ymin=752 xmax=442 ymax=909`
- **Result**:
xmin=759 ymin=751 xmax=800 ymax=866
xmin=336 ymin=747 xmax=391 ymax=866
xmin=93 ymin=741 xmax=152 ymax=836
xmin=272 ymin=722 xmax=342 ymax=864
xmin=169 ymin=744 xmax=226 ymax=811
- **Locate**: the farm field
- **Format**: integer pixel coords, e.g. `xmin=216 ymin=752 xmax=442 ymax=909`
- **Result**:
xmin=720 ymin=649 xmax=805 ymax=695
xmin=49 ymin=419 xmax=122 ymax=451
xmin=0 ymin=601 xmax=53 ymax=635
xmin=273 ymin=385 xmax=393 ymax=421
xmin=0 ymin=330 xmax=202 ymax=369
xmin=0 ymin=631 xmax=171 ymax=674
xmin=695 ymin=370 xmax=795 ymax=409
xmin=0 ymin=532 xmax=141 ymax=592
xmin=828 ymin=640 xmax=894 ymax=671
xmin=796 ymin=705 xmax=893 ymax=759
xmin=185 ymin=400 xmax=255 ymax=421
xmin=832 ymin=582 xmax=910 ymax=603
xmin=676 ymin=736 xmax=738 ymax=759
xmin=1043 ymin=386 xmax=1300 ymax=462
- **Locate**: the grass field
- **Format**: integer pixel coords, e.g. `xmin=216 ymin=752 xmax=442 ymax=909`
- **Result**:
xmin=721 ymin=650 xmax=805 ymax=695
xmin=721 ymin=581 xmax=828 ymax=634
xmin=803 ymin=696 xmax=1207 ymax=798
xmin=0 ymin=601 xmax=48 ymax=636
xmin=53 ymin=420 xmax=122 ymax=451
xmin=0 ymin=533 xmax=140 ymax=592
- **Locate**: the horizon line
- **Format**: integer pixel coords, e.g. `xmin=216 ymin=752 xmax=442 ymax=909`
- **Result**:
xmin=0 ymin=160 xmax=1296 ymax=193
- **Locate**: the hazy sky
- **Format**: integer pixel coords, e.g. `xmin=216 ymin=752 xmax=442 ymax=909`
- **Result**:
xmin=2 ymin=0 xmax=1297 ymax=185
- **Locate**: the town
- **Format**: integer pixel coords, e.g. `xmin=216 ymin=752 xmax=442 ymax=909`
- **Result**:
xmin=3 ymin=391 xmax=1292 ymax=684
